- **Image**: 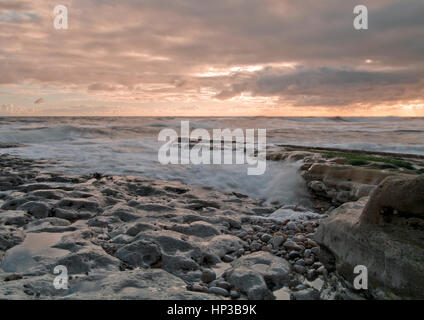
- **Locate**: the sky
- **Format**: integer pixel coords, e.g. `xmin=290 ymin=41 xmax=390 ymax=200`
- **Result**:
xmin=0 ymin=0 xmax=423 ymax=116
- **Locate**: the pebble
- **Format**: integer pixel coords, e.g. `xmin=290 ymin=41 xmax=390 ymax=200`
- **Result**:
xmin=260 ymin=233 xmax=272 ymax=243
xmin=295 ymin=284 xmax=309 ymax=291
xmin=304 ymin=249 xmax=312 ymax=258
xmin=222 ymin=255 xmax=234 ymax=263
xmin=306 ymin=269 xmax=316 ymax=281
xmin=250 ymin=241 xmax=261 ymax=251
xmin=305 ymin=225 xmax=314 ymax=233
xmin=293 ymin=234 xmax=305 ymax=242
xmin=289 ymin=251 xmax=300 ymax=259
xmin=208 ymin=279 xmax=219 ymax=287
xmin=286 ymin=222 xmax=297 ymax=230
xmin=317 ymin=266 xmax=327 ymax=276
xmin=295 ymin=259 xmax=305 ymax=266
xmin=216 ymin=281 xmax=232 ymax=291
xmin=307 ymin=239 xmax=318 ymax=248
xmin=261 ymin=246 xmax=272 ymax=252
xmin=272 ymin=236 xmax=285 ymax=249
xmin=209 ymin=287 xmax=229 ymax=297
xmin=230 ymin=290 xmax=241 ymax=299
xmin=291 ymin=288 xmax=320 ymax=300
xmin=237 ymin=230 xmax=248 ymax=238
xmin=289 ymin=279 xmax=300 ymax=288
xmin=306 ymin=278 xmax=324 ymax=291
xmin=311 ymin=247 xmax=320 ymax=255
xmin=294 ymin=265 xmax=306 ymax=274
xmin=190 ymin=283 xmax=209 ymax=293
xmin=286 ymin=230 xmax=296 ymax=236
xmin=252 ymin=225 xmax=265 ymax=232
xmin=283 ymin=240 xmax=303 ymax=251
xmin=201 ymin=269 xmax=216 ymax=283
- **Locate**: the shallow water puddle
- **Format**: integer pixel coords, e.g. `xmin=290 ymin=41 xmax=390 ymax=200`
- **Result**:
xmin=0 ymin=232 xmax=70 ymax=273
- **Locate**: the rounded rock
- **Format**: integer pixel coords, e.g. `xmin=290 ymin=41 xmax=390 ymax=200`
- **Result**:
xmin=209 ymin=286 xmax=230 ymax=297
xmin=216 ymin=281 xmax=232 ymax=291
xmin=271 ymin=236 xmax=285 ymax=249
xmin=295 ymin=259 xmax=305 ymax=266
xmin=283 ymin=240 xmax=303 ymax=252
xmin=294 ymin=265 xmax=306 ymax=274
xmin=260 ymin=233 xmax=272 ymax=243
xmin=306 ymin=269 xmax=317 ymax=281
xmin=311 ymin=247 xmax=320 ymax=255
xmin=201 ymin=269 xmax=216 ymax=283
xmin=289 ymin=251 xmax=300 ymax=260
xmin=222 ymin=254 xmax=234 ymax=263
xmin=237 ymin=248 xmax=245 ymax=256
xmin=230 ymin=290 xmax=241 ymax=299
xmin=304 ymin=249 xmax=312 ymax=258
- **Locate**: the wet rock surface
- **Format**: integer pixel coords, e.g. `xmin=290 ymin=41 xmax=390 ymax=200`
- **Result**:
xmin=314 ymin=175 xmax=424 ymax=299
xmin=1 ymin=152 xmax=421 ymax=300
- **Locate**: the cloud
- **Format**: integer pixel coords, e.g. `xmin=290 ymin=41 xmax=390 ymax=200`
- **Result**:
xmin=0 ymin=11 xmax=37 ymax=23
xmin=0 ymin=0 xmax=32 ymax=11
xmin=34 ymin=97 xmax=44 ymax=104
xmin=0 ymin=103 xmax=14 ymax=113
xmin=88 ymin=83 xmax=120 ymax=91
xmin=0 ymin=0 xmax=423 ymax=114
xmin=0 ymin=103 xmax=35 ymax=115
xmin=216 ymin=66 xmax=424 ymax=106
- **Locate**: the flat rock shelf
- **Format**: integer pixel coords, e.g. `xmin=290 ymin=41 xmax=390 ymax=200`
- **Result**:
xmin=0 ymin=151 xmax=422 ymax=300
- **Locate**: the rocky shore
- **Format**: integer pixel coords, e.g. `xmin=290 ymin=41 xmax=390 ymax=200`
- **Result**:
xmin=269 ymin=146 xmax=424 ymax=299
xmin=0 ymin=147 xmax=423 ymax=300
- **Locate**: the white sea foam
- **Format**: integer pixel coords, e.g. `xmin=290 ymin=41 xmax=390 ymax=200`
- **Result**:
xmin=249 ymin=208 xmax=323 ymax=223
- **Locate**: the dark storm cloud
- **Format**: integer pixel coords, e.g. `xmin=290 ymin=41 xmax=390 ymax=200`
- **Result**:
xmin=216 ymin=66 xmax=424 ymax=106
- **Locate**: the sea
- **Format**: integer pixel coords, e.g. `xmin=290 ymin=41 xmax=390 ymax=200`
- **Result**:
xmin=1 ymin=117 xmax=423 ymax=204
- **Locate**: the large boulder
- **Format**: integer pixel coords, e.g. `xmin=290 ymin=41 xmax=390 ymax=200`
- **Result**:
xmin=360 ymin=175 xmax=424 ymax=225
xmin=302 ymin=163 xmax=409 ymax=205
xmin=303 ymin=163 xmax=396 ymax=185
xmin=314 ymin=175 xmax=424 ymax=299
